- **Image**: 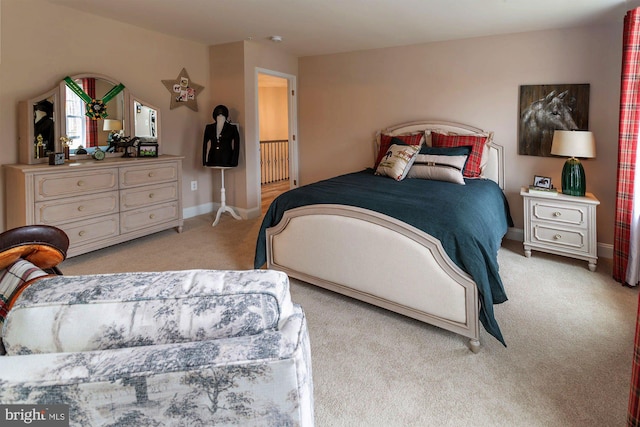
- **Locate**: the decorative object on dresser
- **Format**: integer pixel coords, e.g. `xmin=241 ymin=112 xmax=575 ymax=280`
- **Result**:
xmin=18 ymin=73 xmax=160 ymax=165
xmin=8 ymin=72 xmax=183 ymax=257
xmin=521 ymin=187 xmax=599 ymax=271
xmin=550 ymin=130 xmax=596 ymax=197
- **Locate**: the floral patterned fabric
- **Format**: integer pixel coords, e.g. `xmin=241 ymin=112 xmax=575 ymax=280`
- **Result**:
xmin=0 ymin=269 xmax=314 ymax=426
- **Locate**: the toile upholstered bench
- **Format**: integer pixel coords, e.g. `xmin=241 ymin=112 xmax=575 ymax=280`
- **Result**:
xmin=0 ymin=268 xmax=314 ymax=426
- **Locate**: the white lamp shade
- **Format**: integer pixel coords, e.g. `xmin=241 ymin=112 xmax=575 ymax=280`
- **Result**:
xmin=550 ymin=130 xmax=596 ymax=158
xmin=103 ymin=119 xmax=123 ymax=132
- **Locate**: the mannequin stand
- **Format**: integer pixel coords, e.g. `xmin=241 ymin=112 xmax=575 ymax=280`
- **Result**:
xmin=208 ymin=166 xmax=242 ymax=227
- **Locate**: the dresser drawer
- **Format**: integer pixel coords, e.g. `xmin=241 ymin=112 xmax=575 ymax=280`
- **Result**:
xmin=35 ymin=169 xmax=118 ymax=201
xmin=120 ymin=163 xmax=178 ymax=188
xmin=532 ymin=223 xmax=588 ymax=253
xmin=120 ymin=182 xmax=178 ymax=211
xmin=35 ymin=191 xmax=119 ymax=225
xmin=530 ymin=201 xmax=587 ymax=228
xmin=56 ymin=214 xmax=120 ymax=247
xmin=120 ymin=201 xmax=180 ymax=233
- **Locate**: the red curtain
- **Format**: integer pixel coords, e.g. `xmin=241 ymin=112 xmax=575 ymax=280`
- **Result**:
xmin=83 ymin=78 xmax=98 ymax=147
xmin=625 ymin=9 xmax=640 ymax=425
xmin=615 ymin=9 xmax=640 ymax=284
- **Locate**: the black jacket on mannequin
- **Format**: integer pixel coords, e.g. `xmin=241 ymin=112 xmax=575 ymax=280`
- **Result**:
xmin=202 ymin=121 xmax=240 ymax=167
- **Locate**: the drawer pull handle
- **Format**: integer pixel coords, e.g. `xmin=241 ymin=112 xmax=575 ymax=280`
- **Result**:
xmin=149 ymin=214 xmax=155 ymax=219
xmin=554 ymin=234 xmax=562 ymax=240
xmin=77 ymin=205 xmax=85 ymax=211
xmin=78 ymin=230 xmax=86 ymax=237
xmin=553 ymin=211 xmax=561 ymax=217
xmin=148 ymin=172 xmax=155 ymax=178
xmin=149 ymin=193 xmax=155 ymax=198
xmin=77 ymin=180 xmax=85 ymax=187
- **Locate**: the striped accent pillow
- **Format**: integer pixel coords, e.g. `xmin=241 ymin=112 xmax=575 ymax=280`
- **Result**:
xmin=431 ymin=133 xmax=488 ymax=178
xmin=0 ymin=260 xmax=48 ymax=329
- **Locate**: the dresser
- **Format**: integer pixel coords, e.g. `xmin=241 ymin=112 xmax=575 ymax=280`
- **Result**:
xmin=5 ymin=155 xmax=183 ymax=257
xmin=520 ymin=187 xmax=599 ymax=271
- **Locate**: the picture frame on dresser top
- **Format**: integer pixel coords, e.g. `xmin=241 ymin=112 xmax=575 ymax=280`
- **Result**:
xmin=520 ymin=187 xmax=600 ymax=271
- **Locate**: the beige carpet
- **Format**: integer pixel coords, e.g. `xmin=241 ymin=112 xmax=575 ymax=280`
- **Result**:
xmin=61 ymin=214 xmax=638 ymax=426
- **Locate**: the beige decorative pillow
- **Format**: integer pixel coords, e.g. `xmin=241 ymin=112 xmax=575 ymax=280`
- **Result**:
xmin=407 ymin=154 xmax=468 ymax=185
xmin=375 ymin=144 xmax=420 ymax=181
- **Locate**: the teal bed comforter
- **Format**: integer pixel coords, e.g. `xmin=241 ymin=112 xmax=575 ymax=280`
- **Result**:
xmin=254 ymin=169 xmax=513 ymax=345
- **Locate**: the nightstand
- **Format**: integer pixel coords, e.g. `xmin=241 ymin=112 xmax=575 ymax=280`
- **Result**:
xmin=520 ymin=187 xmax=600 ymax=271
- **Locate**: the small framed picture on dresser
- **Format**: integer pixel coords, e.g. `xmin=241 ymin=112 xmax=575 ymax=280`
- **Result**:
xmin=533 ymin=175 xmax=552 ymax=189
xmin=138 ymin=142 xmax=158 ymax=158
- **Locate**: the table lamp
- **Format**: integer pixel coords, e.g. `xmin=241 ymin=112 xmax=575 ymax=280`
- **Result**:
xmin=550 ymin=130 xmax=596 ymax=197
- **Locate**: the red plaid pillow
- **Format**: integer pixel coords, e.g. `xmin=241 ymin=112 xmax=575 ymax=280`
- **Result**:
xmin=431 ymin=133 xmax=487 ymax=178
xmin=375 ymin=133 xmax=423 ymax=169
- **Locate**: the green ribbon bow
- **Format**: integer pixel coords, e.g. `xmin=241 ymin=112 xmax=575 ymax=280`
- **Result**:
xmin=64 ymin=77 xmax=125 ymax=120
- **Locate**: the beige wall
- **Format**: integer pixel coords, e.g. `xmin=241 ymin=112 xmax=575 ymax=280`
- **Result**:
xmin=259 ymin=87 xmax=288 ymax=141
xmin=208 ymin=41 xmax=297 ymax=218
xmin=0 ymin=0 xmax=623 ymax=250
xmin=298 ymin=25 xmax=622 ymax=248
xmin=0 ymin=0 xmax=211 ymax=229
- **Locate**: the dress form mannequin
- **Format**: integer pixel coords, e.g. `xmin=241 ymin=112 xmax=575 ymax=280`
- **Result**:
xmin=34 ymin=100 xmax=55 ymax=154
xmin=202 ymin=105 xmax=242 ymax=226
xmin=202 ymin=105 xmax=240 ymax=167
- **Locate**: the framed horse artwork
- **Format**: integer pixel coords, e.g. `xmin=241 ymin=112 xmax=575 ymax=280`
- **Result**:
xmin=518 ymin=83 xmax=590 ymax=157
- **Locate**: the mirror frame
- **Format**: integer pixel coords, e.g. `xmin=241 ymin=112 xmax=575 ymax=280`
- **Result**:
xmin=130 ymin=96 xmax=161 ymax=155
xmin=19 ymin=73 xmax=161 ymax=164
xmin=19 ymin=87 xmax=59 ymax=165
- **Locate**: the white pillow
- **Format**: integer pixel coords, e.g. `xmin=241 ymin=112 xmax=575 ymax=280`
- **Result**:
xmin=407 ymin=154 xmax=468 ymax=185
xmin=375 ymin=144 xmax=420 ymax=181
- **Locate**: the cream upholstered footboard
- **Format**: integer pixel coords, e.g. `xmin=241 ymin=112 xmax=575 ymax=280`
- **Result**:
xmin=266 ymin=204 xmax=481 ymax=351
xmin=265 ymin=121 xmax=504 ymax=352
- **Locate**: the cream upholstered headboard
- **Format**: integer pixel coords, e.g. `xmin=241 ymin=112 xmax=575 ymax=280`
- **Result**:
xmin=375 ymin=120 xmax=504 ymax=190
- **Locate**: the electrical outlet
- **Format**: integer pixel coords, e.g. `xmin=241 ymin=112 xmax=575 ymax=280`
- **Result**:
xmin=191 ymin=181 xmax=197 ymax=191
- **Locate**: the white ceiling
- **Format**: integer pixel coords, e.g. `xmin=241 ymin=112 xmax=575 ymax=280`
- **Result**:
xmin=47 ymin=0 xmax=640 ymax=57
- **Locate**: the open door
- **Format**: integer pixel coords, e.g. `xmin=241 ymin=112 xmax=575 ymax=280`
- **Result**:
xmin=257 ymin=69 xmax=298 ymax=214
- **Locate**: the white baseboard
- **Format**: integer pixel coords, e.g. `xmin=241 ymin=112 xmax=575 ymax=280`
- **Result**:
xmin=505 ymin=227 xmax=613 ymax=259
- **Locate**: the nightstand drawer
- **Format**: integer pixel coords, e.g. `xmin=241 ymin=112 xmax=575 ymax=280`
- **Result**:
xmin=532 ymin=224 xmax=588 ymax=252
xmin=530 ymin=201 xmax=586 ymax=228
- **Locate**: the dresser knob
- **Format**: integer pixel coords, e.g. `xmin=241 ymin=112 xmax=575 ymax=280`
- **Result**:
xmin=148 ymin=172 xmax=155 ymax=177
xmin=77 ymin=205 xmax=85 ymax=211
xmin=77 ymin=180 xmax=85 ymax=187
xmin=149 ymin=214 xmax=155 ymax=219
xmin=149 ymin=193 xmax=154 ymax=198
xmin=78 ymin=230 xmax=86 ymax=237
xmin=554 ymin=234 xmax=562 ymax=240
xmin=553 ymin=211 xmax=561 ymax=217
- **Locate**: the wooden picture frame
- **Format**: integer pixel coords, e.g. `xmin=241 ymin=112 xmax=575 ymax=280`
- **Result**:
xmin=518 ymin=83 xmax=590 ymax=157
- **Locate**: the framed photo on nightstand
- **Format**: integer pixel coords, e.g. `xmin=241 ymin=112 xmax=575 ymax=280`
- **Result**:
xmin=533 ymin=175 xmax=552 ymax=189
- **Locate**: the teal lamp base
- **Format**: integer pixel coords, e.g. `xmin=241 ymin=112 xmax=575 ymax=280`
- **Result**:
xmin=561 ymin=157 xmax=586 ymax=197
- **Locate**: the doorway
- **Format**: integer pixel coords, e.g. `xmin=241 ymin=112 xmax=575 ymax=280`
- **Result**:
xmin=257 ymin=69 xmax=297 ymax=214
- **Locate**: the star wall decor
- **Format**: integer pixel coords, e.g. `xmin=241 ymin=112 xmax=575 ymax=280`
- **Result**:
xmin=161 ymin=68 xmax=204 ymax=111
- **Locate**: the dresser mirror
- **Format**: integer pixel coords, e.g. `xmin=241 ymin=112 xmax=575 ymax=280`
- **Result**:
xmin=19 ymin=73 xmax=161 ymax=164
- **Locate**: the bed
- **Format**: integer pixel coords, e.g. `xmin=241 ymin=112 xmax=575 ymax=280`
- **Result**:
xmin=254 ymin=121 xmax=512 ymax=352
